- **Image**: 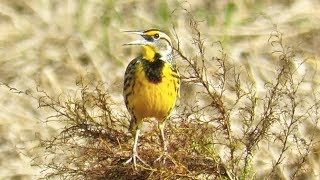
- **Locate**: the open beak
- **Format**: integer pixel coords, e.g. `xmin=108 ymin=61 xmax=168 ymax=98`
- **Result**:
xmin=123 ymin=30 xmax=148 ymax=46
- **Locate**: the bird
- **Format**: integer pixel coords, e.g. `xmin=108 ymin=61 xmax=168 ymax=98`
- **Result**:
xmin=123 ymin=28 xmax=180 ymax=168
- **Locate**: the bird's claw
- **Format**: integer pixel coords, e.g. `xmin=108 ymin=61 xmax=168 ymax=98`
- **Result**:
xmin=124 ymin=154 xmax=149 ymax=169
xmin=154 ymin=151 xmax=167 ymax=164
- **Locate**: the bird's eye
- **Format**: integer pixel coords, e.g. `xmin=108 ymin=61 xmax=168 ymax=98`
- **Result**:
xmin=154 ymin=33 xmax=160 ymax=39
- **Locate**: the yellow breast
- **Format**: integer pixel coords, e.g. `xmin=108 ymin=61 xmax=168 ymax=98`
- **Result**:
xmin=128 ymin=62 xmax=179 ymax=122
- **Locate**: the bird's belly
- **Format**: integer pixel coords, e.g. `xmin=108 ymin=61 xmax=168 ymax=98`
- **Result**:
xmin=131 ymin=75 xmax=177 ymax=121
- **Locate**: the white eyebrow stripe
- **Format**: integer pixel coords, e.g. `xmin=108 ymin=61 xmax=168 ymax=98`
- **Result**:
xmin=158 ymin=32 xmax=172 ymax=45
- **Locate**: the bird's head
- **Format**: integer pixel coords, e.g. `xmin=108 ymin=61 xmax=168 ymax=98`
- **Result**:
xmin=124 ymin=29 xmax=173 ymax=62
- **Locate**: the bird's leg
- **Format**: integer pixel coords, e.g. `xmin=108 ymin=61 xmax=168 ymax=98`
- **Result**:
xmin=160 ymin=122 xmax=168 ymax=152
xmin=125 ymin=129 xmax=148 ymax=169
xmin=155 ymin=122 xmax=168 ymax=163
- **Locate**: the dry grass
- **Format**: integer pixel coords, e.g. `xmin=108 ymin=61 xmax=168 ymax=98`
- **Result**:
xmin=1 ymin=0 xmax=320 ymax=179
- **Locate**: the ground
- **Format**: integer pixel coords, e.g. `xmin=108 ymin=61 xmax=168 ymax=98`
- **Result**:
xmin=0 ymin=0 xmax=320 ymax=179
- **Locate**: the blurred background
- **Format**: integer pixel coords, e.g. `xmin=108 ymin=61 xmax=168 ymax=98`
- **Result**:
xmin=0 ymin=0 xmax=319 ymax=179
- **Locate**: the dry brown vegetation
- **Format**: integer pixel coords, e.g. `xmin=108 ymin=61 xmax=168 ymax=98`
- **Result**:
xmin=1 ymin=0 xmax=320 ymax=179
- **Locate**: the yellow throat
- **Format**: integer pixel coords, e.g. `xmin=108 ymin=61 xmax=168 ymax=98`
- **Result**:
xmin=142 ymin=45 xmax=157 ymax=62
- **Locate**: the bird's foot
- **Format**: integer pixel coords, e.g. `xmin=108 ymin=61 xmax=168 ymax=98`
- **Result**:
xmin=124 ymin=153 xmax=149 ymax=169
xmin=154 ymin=151 xmax=168 ymax=164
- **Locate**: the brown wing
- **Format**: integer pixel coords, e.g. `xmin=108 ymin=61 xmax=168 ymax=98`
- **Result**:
xmin=123 ymin=56 xmax=141 ymax=131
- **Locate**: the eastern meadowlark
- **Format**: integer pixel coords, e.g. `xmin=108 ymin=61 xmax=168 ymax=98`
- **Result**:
xmin=123 ymin=29 xmax=180 ymax=168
